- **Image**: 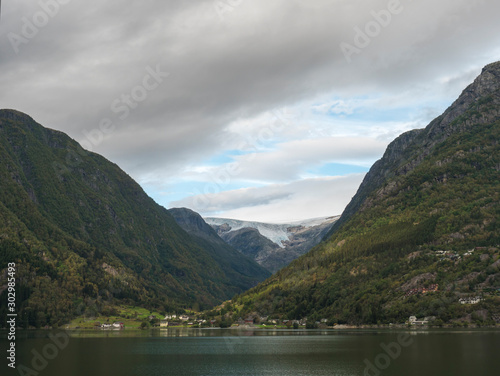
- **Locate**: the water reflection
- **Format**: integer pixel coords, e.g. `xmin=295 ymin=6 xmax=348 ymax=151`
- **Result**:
xmin=3 ymin=328 xmax=499 ymax=376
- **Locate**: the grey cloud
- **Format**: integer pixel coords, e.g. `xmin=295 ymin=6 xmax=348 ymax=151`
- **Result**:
xmin=172 ymin=184 xmax=293 ymax=214
xmin=1 ymin=0 xmax=499 ymax=196
xmin=173 ymin=174 xmax=366 ymax=222
xmin=205 ymin=136 xmax=387 ymax=182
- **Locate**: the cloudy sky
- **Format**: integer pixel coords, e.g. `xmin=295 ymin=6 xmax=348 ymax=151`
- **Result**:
xmin=1 ymin=0 xmax=499 ymax=222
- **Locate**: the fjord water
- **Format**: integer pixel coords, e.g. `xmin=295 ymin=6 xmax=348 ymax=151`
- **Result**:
xmin=7 ymin=329 xmax=500 ymax=376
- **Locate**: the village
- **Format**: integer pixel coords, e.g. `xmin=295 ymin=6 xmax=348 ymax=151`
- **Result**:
xmin=86 ymin=246 xmax=498 ymax=331
xmin=156 ymin=314 xmax=327 ymax=329
xmin=92 ymin=313 xmax=332 ymax=330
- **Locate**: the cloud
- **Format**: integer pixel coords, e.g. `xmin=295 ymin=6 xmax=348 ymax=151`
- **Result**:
xmin=171 ymin=174 xmax=366 ymax=223
xmin=1 ymin=0 xmax=499 ymax=221
xmin=193 ymin=136 xmax=387 ymax=182
xmin=313 ymin=100 xmax=357 ymax=116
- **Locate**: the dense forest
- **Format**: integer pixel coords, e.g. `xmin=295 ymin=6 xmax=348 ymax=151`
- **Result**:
xmin=0 ymin=109 xmax=269 ymax=328
xmin=225 ymin=62 xmax=500 ymax=326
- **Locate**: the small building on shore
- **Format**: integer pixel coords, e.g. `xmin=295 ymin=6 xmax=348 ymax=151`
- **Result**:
xmin=459 ymin=296 xmax=482 ymax=305
xmin=409 ymin=316 xmax=430 ymax=325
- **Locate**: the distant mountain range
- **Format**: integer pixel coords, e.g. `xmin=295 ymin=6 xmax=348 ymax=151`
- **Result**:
xmin=230 ymin=61 xmax=500 ymax=325
xmin=168 ymin=207 xmax=271 ymax=278
xmin=0 ymin=110 xmax=269 ymax=327
xmin=2 ymin=60 xmax=499 ymax=329
xmin=205 ymin=216 xmax=339 ymax=272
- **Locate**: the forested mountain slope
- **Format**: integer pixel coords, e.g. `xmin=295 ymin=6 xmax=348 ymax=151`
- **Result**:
xmin=168 ymin=207 xmax=271 ymax=282
xmin=231 ymin=62 xmax=500 ymax=325
xmin=0 ymin=110 xmax=268 ymax=327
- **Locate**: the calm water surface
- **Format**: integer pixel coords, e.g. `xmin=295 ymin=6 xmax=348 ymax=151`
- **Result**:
xmin=3 ymin=328 xmax=500 ymax=376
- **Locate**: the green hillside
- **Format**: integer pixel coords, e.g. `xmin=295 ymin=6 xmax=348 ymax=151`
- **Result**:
xmin=168 ymin=207 xmax=271 ymax=288
xmin=230 ymin=62 xmax=500 ymax=326
xmin=0 ymin=110 xmax=268 ymax=327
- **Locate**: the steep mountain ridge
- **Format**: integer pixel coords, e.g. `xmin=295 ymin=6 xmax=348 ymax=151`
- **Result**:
xmin=206 ymin=216 xmax=339 ymax=272
xmin=231 ymin=62 xmax=500 ymax=325
xmin=207 ymin=217 xmax=298 ymax=245
xmin=0 ymin=110 xmax=268 ymax=327
xmin=168 ymin=207 xmax=271 ymax=282
xmin=328 ymin=62 xmax=500 ymax=237
xmin=169 ymin=207 xmax=229 ymax=246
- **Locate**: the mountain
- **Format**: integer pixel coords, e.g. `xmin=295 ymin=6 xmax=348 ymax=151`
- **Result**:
xmin=205 ymin=216 xmax=339 ymax=272
xmin=216 ymin=227 xmax=282 ymax=268
xmin=0 ymin=110 xmax=269 ymax=327
xmin=229 ymin=62 xmax=500 ymax=325
xmin=168 ymin=207 xmax=270 ymax=280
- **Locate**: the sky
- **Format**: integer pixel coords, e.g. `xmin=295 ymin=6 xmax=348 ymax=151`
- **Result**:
xmin=1 ymin=0 xmax=499 ymax=223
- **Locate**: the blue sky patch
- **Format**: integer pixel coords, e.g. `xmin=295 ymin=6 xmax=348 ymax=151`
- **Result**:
xmin=309 ymin=163 xmax=369 ymax=177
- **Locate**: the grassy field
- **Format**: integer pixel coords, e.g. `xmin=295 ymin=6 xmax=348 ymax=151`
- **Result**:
xmin=66 ymin=306 xmax=165 ymax=329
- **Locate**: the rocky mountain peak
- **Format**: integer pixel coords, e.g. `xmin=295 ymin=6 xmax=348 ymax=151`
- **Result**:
xmin=428 ymin=61 xmax=500 ymax=138
xmin=328 ymin=61 xmax=500 ymax=237
xmin=0 ymin=109 xmax=34 ymax=123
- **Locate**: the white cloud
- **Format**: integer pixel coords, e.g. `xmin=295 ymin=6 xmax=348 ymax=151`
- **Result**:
xmin=1 ymin=0 xmax=499 ymax=222
xmin=172 ymin=174 xmax=366 ymax=223
xmin=165 ymin=136 xmax=385 ymax=189
xmin=227 ymin=136 xmax=386 ymax=181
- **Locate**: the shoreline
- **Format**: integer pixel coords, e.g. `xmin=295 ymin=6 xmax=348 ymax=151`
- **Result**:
xmin=2 ymin=324 xmax=500 ymax=331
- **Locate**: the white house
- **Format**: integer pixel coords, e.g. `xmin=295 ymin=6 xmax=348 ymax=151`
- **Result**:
xmin=179 ymin=315 xmax=190 ymax=322
xmin=459 ymin=296 xmax=482 ymax=305
xmin=409 ymin=316 xmax=429 ymax=325
xmin=160 ymin=320 xmax=169 ymax=328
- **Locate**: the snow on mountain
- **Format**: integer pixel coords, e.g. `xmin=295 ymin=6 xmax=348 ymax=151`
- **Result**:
xmin=204 ymin=216 xmax=339 ymax=247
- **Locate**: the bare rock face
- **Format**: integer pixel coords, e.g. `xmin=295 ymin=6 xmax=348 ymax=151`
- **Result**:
xmin=328 ymin=61 xmax=500 ymax=238
xmin=206 ymin=217 xmax=339 ymax=273
xmin=214 ymin=223 xmax=232 ymax=236
xmin=436 ymin=62 xmax=500 ymax=130
xmin=400 ymin=273 xmax=436 ymax=292
xmin=169 ymin=207 xmax=227 ymax=245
